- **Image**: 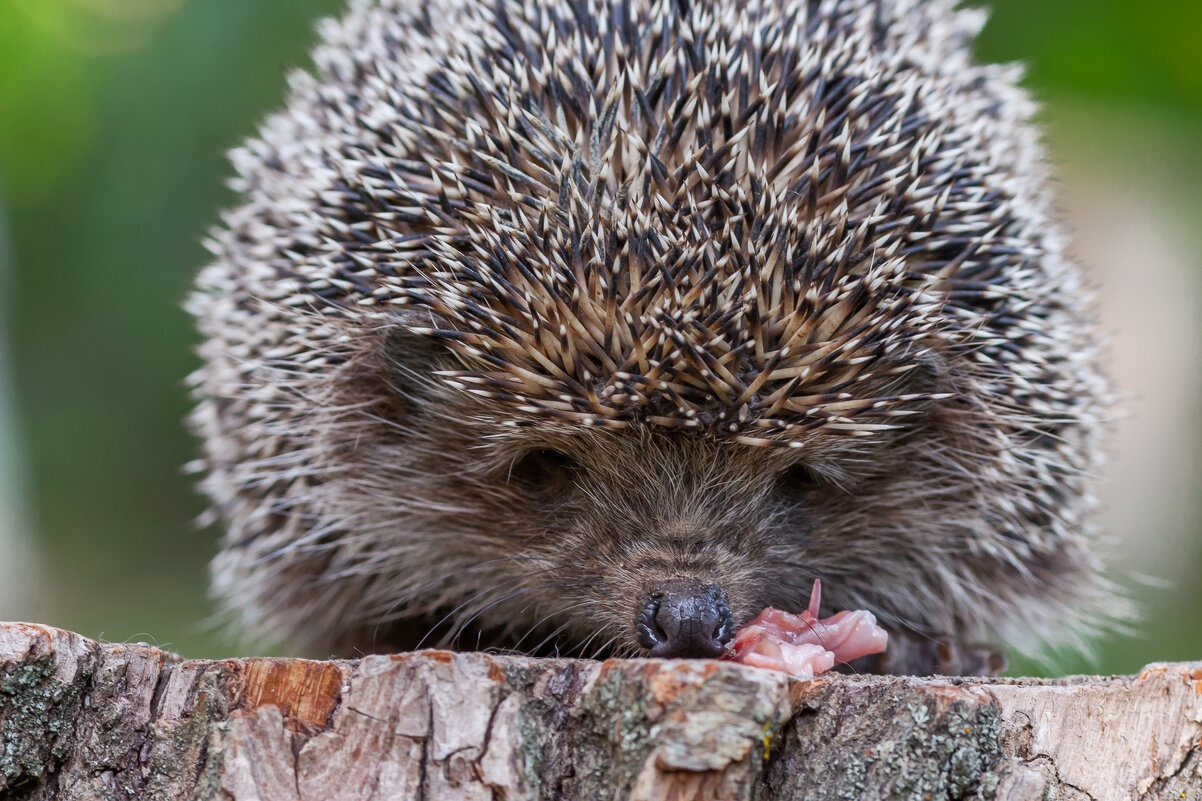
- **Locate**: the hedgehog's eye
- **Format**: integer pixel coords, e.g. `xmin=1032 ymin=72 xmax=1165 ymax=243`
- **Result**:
xmin=774 ymin=464 xmax=824 ymax=495
xmin=509 ymin=449 xmax=579 ymax=496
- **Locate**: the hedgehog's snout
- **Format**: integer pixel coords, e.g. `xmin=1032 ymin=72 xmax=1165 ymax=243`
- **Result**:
xmin=635 ymin=580 xmax=735 ymax=658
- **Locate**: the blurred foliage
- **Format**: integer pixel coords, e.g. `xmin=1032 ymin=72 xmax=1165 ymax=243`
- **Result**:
xmin=0 ymin=0 xmax=345 ymax=655
xmin=0 ymin=0 xmax=1199 ymax=667
xmin=976 ymin=0 xmax=1202 ymax=116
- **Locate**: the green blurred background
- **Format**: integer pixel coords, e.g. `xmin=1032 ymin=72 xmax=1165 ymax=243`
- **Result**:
xmin=1 ymin=0 xmax=1199 ymax=673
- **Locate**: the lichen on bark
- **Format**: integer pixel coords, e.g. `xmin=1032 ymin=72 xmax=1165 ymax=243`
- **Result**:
xmin=0 ymin=649 xmax=96 ymax=790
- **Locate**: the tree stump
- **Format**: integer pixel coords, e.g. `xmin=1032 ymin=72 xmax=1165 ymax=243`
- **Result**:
xmin=1 ymin=622 xmax=1200 ymax=800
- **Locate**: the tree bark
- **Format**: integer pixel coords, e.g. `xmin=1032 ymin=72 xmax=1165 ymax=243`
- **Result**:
xmin=1 ymin=622 xmax=1200 ymax=800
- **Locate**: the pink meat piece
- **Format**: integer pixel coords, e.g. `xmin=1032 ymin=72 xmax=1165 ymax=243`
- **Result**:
xmin=723 ymin=580 xmax=888 ymax=678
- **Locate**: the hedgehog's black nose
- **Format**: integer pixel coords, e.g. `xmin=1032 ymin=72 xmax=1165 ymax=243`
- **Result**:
xmin=635 ymin=582 xmax=735 ymax=658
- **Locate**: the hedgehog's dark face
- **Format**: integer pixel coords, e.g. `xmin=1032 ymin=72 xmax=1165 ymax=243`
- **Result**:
xmin=476 ymin=429 xmax=796 ymax=658
xmin=463 ymin=427 xmax=960 ymax=659
xmin=345 ymin=338 xmax=1000 ymax=660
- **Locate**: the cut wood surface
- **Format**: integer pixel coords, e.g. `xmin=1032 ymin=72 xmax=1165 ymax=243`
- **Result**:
xmin=1 ymin=622 xmax=1201 ymax=800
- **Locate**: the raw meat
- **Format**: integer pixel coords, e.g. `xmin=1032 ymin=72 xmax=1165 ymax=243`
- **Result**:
xmin=724 ymin=580 xmax=888 ymax=678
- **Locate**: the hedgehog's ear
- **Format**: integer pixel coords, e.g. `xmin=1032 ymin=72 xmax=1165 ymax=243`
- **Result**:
xmin=889 ymin=351 xmax=947 ymax=398
xmin=378 ymin=311 xmax=457 ymax=403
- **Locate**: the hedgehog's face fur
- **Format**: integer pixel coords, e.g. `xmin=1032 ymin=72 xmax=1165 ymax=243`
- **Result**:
xmin=192 ymin=0 xmax=1113 ymax=667
xmin=320 ymin=341 xmax=893 ymax=657
xmin=360 ymin=376 xmax=948 ymax=658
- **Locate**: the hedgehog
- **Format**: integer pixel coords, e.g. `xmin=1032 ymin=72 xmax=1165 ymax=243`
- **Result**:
xmin=188 ymin=0 xmax=1113 ymax=674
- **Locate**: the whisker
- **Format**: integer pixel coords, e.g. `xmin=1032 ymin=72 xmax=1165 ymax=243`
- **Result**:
xmin=589 ymin=633 xmax=624 ymax=661
xmin=511 ymin=600 xmax=590 ymax=653
xmin=527 ymin=618 xmax=578 ymax=656
xmin=447 ymin=584 xmax=553 ymax=649
xmin=414 ymin=570 xmax=552 ymax=650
